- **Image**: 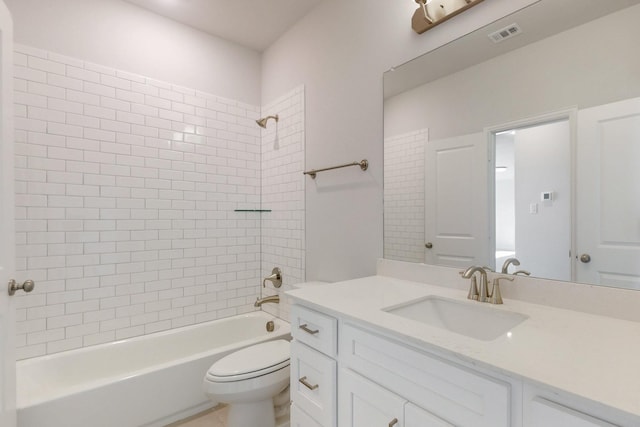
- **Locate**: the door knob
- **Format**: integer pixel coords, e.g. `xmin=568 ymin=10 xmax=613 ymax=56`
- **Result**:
xmin=579 ymin=254 xmax=591 ymax=263
xmin=425 ymin=242 xmax=433 ymax=249
xmin=8 ymin=279 xmax=35 ymax=296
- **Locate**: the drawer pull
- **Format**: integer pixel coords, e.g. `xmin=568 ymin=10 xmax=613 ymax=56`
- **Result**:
xmin=388 ymin=418 xmax=399 ymax=427
xmin=298 ymin=376 xmax=319 ymax=390
xmin=299 ymin=324 xmax=319 ymax=335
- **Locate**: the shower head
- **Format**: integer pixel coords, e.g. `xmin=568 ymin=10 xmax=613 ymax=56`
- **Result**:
xmin=256 ymin=114 xmax=279 ymax=128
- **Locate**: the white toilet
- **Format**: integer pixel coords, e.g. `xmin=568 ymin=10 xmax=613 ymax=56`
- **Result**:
xmin=203 ymin=339 xmax=291 ymax=427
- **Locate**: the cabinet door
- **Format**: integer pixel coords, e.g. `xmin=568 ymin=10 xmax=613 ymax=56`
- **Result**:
xmin=405 ymin=403 xmax=454 ymax=427
xmin=529 ymin=397 xmax=620 ymax=427
xmin=292 ymin=404 xmax=323 ymax=427
xmin=339 ymin=369 xmax=405 ymax=427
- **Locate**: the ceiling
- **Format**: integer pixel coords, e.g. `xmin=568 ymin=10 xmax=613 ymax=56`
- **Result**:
xmin=123 ymin=0 xmax=323 ymax=52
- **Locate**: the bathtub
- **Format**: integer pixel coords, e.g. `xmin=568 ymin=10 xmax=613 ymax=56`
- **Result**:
xmin=17 ymin=311 xmax=290 ymax=427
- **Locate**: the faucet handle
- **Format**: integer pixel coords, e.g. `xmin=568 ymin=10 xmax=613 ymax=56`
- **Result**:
xmin=263 ymin=267 xmax=283 ymax=288
xmin=490 ymin=276 xmax=514 ymax=304
xmin=467 ymin=275 xmax=479 ymax=300
xmin=513 ymin=270 xmax=531 ymax=276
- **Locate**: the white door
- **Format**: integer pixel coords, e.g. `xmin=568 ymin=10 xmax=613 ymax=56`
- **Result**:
xmin=0 ymin=1 xmax=15 ymax=426
xmin=425 ymin=132 xmax=489 ymax=267
xmin=339 ymin=369 xmax=405 ymax=427
xmin=576 ymin=98 xmax=640 ymax=289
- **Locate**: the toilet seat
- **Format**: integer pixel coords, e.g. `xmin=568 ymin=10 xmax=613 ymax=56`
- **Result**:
xmin=206 ymin=340 xmax=290 ymax=383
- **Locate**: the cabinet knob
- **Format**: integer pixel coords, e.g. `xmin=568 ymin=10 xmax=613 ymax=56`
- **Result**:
xmin=425 ymin=242 xmax=433 ymax=249
xmin=389 ymin=418 xmax=399 ymax=427
xmin=8 ymin=279 xmax=35 ymax=296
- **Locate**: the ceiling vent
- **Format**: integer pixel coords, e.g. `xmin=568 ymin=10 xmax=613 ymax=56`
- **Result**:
xmin=488 ymin=23 xmax=523 ymax=43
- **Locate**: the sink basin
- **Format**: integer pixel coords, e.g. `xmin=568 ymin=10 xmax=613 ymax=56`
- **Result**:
xmin=383 ymin=296 xmax=528 ymax=341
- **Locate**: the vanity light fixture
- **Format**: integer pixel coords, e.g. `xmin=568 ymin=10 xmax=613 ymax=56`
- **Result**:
xmin=412 ymin=0 xmax=485 ymax=34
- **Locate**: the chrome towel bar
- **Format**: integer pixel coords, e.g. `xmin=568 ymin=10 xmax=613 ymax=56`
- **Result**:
xmin=303 ymin=159 xmax=368 ymax=179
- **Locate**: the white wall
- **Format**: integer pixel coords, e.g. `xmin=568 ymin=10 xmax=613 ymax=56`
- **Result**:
xmin=262 ymin=0 xmax=538 ymax=281
xmin=5 ymin=0 xmax=261 ymax=105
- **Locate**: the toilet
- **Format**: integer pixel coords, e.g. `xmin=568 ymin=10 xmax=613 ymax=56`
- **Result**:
xmin=203 ymin=339 xmax=291 ymax=427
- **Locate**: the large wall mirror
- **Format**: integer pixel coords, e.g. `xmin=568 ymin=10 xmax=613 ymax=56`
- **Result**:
xmin=383 ymin=0 xmax=640 ymax=290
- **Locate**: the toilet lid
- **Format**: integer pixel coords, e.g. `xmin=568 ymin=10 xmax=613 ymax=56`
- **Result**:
xmin=206 ymin=340 xmax=290 ymax=382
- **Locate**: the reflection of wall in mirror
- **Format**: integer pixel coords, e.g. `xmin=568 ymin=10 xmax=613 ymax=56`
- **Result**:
xmin=384 ymin=4 xmax=640 ymax=141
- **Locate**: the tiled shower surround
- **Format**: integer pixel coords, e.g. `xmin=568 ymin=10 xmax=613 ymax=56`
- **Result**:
xmin=384 ymin=129 xmax=427 ymax=263
xmin=259 ymin=87 xmax=305 ymax=322
xmin=13 ymin=44 xmax=305 ymax=359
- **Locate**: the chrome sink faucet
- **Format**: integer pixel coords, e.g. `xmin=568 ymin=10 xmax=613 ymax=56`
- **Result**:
xmin=461 ymin=266 xmax=490 ymax=302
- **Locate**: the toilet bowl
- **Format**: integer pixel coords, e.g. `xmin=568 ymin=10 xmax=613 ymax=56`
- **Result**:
xmin=203 ymin=339 xmax=290 ymax=427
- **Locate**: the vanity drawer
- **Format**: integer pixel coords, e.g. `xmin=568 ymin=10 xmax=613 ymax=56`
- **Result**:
xmin=291 ymin=304 xmax=337 ymax=357
xmin=528 ymin=397 xmax=620 ymax=427
xmin=291 ymin=340 xmax=337 ymax=427
xmin=340 ymin=323 xmax=510 ymax=427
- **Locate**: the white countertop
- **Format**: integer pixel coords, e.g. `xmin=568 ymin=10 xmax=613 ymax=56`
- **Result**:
xmin=286 ymin=275 xmax=640 ymax=418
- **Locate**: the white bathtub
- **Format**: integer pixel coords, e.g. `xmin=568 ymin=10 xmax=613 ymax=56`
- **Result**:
xmin=17 ymin=312 xmax=290 ymax=427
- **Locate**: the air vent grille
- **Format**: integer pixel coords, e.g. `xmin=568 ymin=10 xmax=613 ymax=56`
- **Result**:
xmin=488 ymin=23 xmax=523 ymax=43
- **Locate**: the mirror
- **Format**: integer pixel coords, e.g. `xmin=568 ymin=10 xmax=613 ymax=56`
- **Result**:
xmin=383 ymin=0 xmax=640 ymax=290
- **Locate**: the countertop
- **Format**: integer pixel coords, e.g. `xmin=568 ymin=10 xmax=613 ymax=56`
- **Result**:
xmin=286 ymin=275 xmax=640 ymax=418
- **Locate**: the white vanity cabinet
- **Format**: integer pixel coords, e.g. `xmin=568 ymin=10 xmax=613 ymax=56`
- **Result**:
xmin=290 ymin=305 xmax=338 ymax=427
xmin=339 ymin=368 xmax=453 ymax=427
xmin=338 ymin=369 xmax=406 ymax=426
xmin=339 ymin=323 xmax=513 ymax=427
xmin=290 ymin=303 xmax=512 ymax=427
xmin=523 ymin=384 xmax=634 ymax=427
xmin=289 ymin=302 xmax=638 ymax=427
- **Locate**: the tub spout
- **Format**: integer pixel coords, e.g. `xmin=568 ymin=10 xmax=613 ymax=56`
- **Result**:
xmin=254 ymin=295 xmax=280 ymax=307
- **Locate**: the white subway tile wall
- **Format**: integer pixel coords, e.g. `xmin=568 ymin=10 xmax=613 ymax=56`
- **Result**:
xmin=383 ymin=129 xmax=427 ymax=263
xmin=14 ymin=44 xmax=270 ymax=359
xmin=259 ymin=87 xmax=305 ymax=322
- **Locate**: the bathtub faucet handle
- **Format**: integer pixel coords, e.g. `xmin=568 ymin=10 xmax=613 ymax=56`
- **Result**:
xmin=263 ymin=267 xmax=282 ymax=288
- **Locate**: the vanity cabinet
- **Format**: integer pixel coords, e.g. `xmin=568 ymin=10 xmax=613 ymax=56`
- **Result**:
xmin=338 ymin=369 xmax=406 ymax=426
xmin=340 ymin=323 xmax=512 ymax=427
xmin=339 ymin=368 xmax=453 ymax=427
xmin=526 ymin=397 xmax=619 ymax=427
xmin=523 ymin=384 xmax=628 ymax=427
xmin=290 ymin=304 xmax=510 ymax=427
xmin=289 ymin=302 xmax=636 ymax=427
xmin=290 ymin=305 xmax=338 ymax=427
